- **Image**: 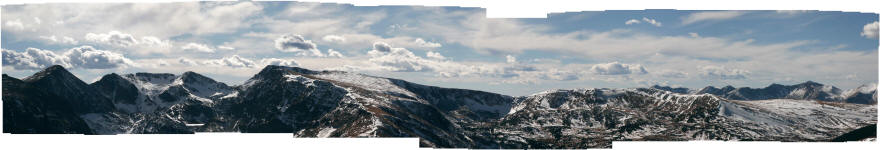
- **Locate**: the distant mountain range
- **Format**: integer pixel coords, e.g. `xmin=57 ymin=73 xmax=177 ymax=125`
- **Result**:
xmin=650 ymin=81 xmax=877 ymax=104
xmin=3 ymin=65 xmax=877 ymax=148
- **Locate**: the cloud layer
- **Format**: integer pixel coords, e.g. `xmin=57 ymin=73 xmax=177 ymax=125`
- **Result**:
xmin=2 ymin=46 xmax=133 ymax=70
xmin=699 ymin=66 xmax=750 ymax=80
xmin=681 ymin=11 xmax=745 ymax=25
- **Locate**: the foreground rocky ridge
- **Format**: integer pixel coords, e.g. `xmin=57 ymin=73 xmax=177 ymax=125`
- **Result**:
xmin=2 ymin=65 xmax=877 ymax=148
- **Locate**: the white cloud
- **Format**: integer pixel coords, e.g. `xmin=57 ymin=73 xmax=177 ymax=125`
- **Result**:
xmin=414 ymin=38 xmax=442 ymax=48
xmin=506 ymin=55 xmax=516 ymax=63
xmin=776 ymin=10 xmax=811 ymax=15
xmin=274 ymin=34 xmax=325 ymax=57
xmin=260 ymin=58 xmax=300 ymax=67
xmin=327 ymin=49 xmax=345 ymax=58
xmin=2 ymin=48 xmax=69 ymax=70
xmin=178 ymin=56 xmax=302 ymax=69
xmin=861 ymin=21 xmax=878 ymax=39
xmin=681 ymin=11 xmax=746 ymax=25
xmin=365 ymin=46 xmax=437 ymax=72
xmin=85 ymin=31 xmax=139 ymax=47
xmin=181 ymin=43 xmax=216 ymax=53
xmin=201 ymin=55 xmax=257 ymax=68
xmin=345 ymin=43 xmax=584 ymax=83
xmin=426 ymin=51 xmax=446 ymax=60
xmin=2 ymin=46 xmax=133 ymax=70
xmin=322 ymin=35 xmax=346 ymax=43
xmin=625 ymin=19 xmax=640 ymax=25
xmin=217 ymin=46 xmax=236 ymax=50
xmin=641 ymin=17 xmax=662 ymax=27
xmin=83 ymin=31 xmax=173 ymax=55
xmin=4 ymin=19 xmax=25 ymax=31
xmin=590 ymin=62 xmax=648 ymax=75
xmin=1 ymin=2 xmax=263 ymax=41
xmin=699 ymin=66 xmax=750 ymax=80
xmin=626 ymin=17 xmax=661 ymax=27
xmin=39 ymin=35 xmax=79 ymax=45
xmin=64 ymin=46 xmax=134 ymax=69
xmin=139 ymin=36 xmax=172 ymax=48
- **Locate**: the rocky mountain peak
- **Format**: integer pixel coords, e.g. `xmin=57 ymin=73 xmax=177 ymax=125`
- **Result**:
xmin=23 ymin=65 xmax=77 ymax=82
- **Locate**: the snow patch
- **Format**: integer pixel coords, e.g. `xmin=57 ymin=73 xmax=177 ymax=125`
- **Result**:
xmin=317 ymin=127 xmax=337 ymax=138
xmin=314 ymin=72 xmax=416 ymax=97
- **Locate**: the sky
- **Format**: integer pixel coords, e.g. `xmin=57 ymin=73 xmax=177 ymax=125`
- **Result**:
xmin=1 ymin=1 xmax=878 ymax=96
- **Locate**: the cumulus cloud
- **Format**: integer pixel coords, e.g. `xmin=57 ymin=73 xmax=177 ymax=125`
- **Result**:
xmin=139 ymin=36 xmax=172 ymax=48
xmin=327 ymin=49 xmax=345 ymax=58
xmin=590 ymin=62 xmax=648 ymax=75
xmin=4 ymin=19 xmax=25 ymax=30
xmin=682 ymin=11 xmax=746 ymax=25
xmin=350 ymin=42 xmax=494 ymax=78
xmin=861 ymin=21 xmax=878 ymax=39
xmin=82 ymin=31 xmax=173 ymax=52
xmin=699 ymin=66 xmax=749 ymax=80
xmin=414 ymin=38 xmax=442 ymax=48
xmin=274 ymin=34 xmax=316 ymax=51
xmin=85 ymin=31 xmax=139 ymax=47
xmin=178 ymin=56 xmax=303 ymax=68
xmin=274 ymin=34 xmax=325 ymax=56
xmin=201 ymin=55 xmax=257 ymax=68
xmin=64 ymin=46 xmax=134 ymax=69
xmin=426 ymin=51 xmax=446 ymax=60
xmin=2 ymin=48 xmax=69 ymax=70
xmin=181 ymin=43 xmax=216 ymax=53
xmin=506 ymin=55 xmax=516 ymax=63
xmin=372 ymin=42 xmax=392 ymax=52
xmin=260 ymin=58 xmax=300 ymax=67
xmin=39 ymin=35 xmax=79 ymax=45
xmin=2 ymin=46 xmax=132 ymax=70
xmin=322 ymin=35 xmax=346 ymax=43
xmin=365 ymin=46 xmax=436 ymax=72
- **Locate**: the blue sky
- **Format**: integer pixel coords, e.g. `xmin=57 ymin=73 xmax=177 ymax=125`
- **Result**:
xmin=2 ymin=1 xmax=878 ymax=96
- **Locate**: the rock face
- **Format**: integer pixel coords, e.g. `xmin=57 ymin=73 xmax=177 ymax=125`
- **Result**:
xmin=3 ymin=65 xmax=877 ymax=148
xmin=3 ymin=74 xmax=94 ymax=134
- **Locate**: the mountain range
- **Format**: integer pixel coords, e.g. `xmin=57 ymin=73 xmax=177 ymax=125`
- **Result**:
xmin=652 ymin=81 xmax=878 ymax=104
xmin=3 ymin=65 xmax=877 ymax=148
